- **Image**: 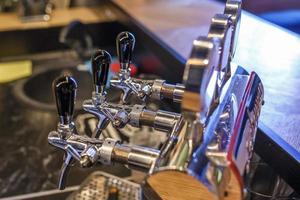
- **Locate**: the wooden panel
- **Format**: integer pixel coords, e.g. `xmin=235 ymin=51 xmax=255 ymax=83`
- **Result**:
xmin=146 ymin=171 xmax=215 ymax=200
xmin=146 ymin=170 xmax=242 ymax=200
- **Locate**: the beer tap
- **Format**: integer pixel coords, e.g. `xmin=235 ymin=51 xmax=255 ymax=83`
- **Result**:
xmin=83 ymin=49 xmax=183 ymax=138
xmin=49 ymin=127 xmax=160 ymax=172
xmin=110 ymin=31 xmax=152 ymax=103
xmin=50 ymin=75 xmax=79 ymax=190
xmin=49 ymin=75 xmax=161 ymax=189
xmin=48 ymin=73 xmax=183 ymax=190
xmin=48 ymin=68 xmax=185 ymax=189
xmin=82 ymin=49 xmax=111 ymax=138
xmin=110 ymin=31 xmax=185 ymax=103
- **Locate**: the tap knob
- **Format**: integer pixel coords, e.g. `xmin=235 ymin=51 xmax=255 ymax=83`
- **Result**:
xmin=91 ymin=49 xmax=111 ymax=94
xmin=116 ymin=31 xmax=135 ymax=72
xmin=52 ymin=76 xmax=78 ymax=125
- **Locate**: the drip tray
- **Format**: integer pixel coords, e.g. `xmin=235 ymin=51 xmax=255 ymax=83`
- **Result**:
xmin=0 ymin=172 xmax=141 ymax=200
xmin=67 ymin=172 xmax=141 ymax=200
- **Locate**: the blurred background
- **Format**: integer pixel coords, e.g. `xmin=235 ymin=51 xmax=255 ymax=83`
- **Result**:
xmin=0 ymin=0 xmax=299 ymax=35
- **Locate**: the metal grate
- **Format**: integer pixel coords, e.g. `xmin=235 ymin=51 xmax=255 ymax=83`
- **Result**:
xmin=67 ymin=172 xmax=142 ymax=200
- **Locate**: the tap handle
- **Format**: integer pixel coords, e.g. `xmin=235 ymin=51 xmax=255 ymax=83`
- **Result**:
xmin=116 ymin=31 xmax=135 ymax=71
xmin=52 ymin=76 xmax=78 ymax=125
xmin=91 ymin=49 xmax=111 ymax=94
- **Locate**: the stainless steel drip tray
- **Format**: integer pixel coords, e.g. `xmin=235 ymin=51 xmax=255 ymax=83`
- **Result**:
xmin=67 ymin=172 xmax=142 ymax=200
xmin=0 ymin=172 xmax=142 ymax=200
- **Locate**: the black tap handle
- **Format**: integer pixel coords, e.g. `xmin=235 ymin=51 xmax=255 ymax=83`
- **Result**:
xmin=116 ymin=31 xmax=135 ymax=71
xmin=52 ymin=76 xmax=78 ymax=125
xmin=91 ymin=49 xmax=111 ymax=93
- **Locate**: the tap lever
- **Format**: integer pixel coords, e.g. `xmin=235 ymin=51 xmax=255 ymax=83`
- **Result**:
xmin=91 ymin=50 xmax=111 ymax=95
xmin=83 ymin=98 xmax=181 ymax=132
xmin=58 ymin=153 xmax=73 ymax=190
xmin=52 ymin=76 xmax=77 ymax=125
xmin=48 ymin=131 xmax=80 ymax=190
xmin=48 ymin=130 xmax=159 ymax=179
xmin=116 ymin=31 xmax=135 ymax=74
xmin=86 ymin=50 xmax=112 ymax=137
xmin=113 ymin=31 xmax=186 ymax=103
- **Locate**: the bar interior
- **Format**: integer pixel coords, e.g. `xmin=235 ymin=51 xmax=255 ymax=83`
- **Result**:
xmin=0 ymin=0 xmax=299 ymax=199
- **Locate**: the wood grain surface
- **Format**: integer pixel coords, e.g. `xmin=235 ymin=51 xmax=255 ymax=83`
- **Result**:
xmin=146 ymin=170 xmax=241 ymax=200
xmin=146 ymin=171 xmax=216 ymax=200
xmin=113 ymin=0 xmax=300 ymax=154
xmin=0 ymin=6 xmax=117 ymax=32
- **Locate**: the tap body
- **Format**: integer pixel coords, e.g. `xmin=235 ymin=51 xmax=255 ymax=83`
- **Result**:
xmin=110 ymin=75 xmax=185 ymax=103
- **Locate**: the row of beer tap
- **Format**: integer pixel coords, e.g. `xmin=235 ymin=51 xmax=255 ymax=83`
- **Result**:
xmin=48 ymin=0 xmax=265 ymax=199
xmin=49 ymin=31 xmax=185 ymax=189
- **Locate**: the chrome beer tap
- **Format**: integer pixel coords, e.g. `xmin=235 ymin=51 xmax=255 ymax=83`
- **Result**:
xmin=48 ymin=72 xmax=184 ymax=189
xmin=82 ymin=49 xmax=142 ymax=137
xmin=49 ymin=75 xmax=160 ymax=189
xmin=82 ymin=49 xmax=111 ymax=138
xmin=83 ymin=49 xmax=183 ymax=138
xmin=50 ymin=75 xmax=79 ymax=190
xmin=49 ymin=129 xmax=160 ymax=172
xmin=110 ymin=31 xmax=151 ymax=102
xmin=110 ymin=31 xmax=185 ymax=103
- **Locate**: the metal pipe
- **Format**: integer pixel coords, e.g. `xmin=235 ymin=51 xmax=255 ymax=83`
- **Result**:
xmin=113 ymin=144 xmax=160 ymax=169
xmin=151 ymin=80 xmax=185 ymax=103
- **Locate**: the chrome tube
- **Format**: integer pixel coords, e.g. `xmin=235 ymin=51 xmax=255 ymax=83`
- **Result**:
xmin=151 ymin=80 xmax=185 ymax=103
xmin=112 ymin=144 xmax=160 ymax=170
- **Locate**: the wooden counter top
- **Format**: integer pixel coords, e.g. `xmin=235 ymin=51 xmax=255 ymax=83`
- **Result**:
xmin=113 ymin=0 xmax=300 ymax=190
xmin=0 ymin=6 xmax=117 ymax=32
